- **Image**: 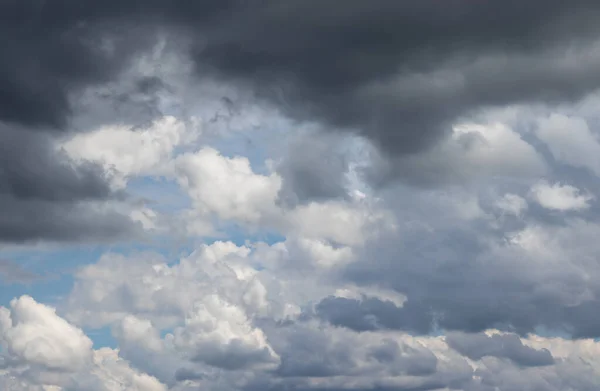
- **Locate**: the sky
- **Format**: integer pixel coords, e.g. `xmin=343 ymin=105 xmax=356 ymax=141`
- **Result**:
xmin=6 ymin=1 xmax=600 ymax=390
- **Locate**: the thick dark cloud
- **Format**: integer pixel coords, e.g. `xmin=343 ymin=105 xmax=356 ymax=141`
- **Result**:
xmin=0 ymin=124 xmax=111 ymax=202
xmin=183 ymin=0 xmax=600 ymax=155
xmin=5 ymin=0 xmax=600 ymax=242
xmin=0 ymin=122 xmax=140 ymax=243
xmin=0 ymin=1 xmax=163 ymax=243
xmin=6 ymin=0 xmax=600 ymax=146
xmin=0 ymin=0 xmax=157 ymax=128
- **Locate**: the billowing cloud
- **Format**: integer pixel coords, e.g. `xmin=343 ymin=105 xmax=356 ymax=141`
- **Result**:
xmin=7 ymin=2 xmax=600 ymax=390
xmin=0 ymin=296 xmax=166 ymax=391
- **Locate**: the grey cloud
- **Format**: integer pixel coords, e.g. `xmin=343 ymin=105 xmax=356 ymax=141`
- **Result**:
xmin=314 ymin=296 xmax=432 ymax=334
xmin=276 ymin=132 xmax=351 ymax=207
xmin=368 ymin=339 xmax=438 ymax=377
xmin=0 ymin=123 xmax=138 ymax=243
xmin=446 ymin=332 xmax=555 ymax=367
xmin=185 ymin=0 xmax=600 ymax=156
xmin=0 ymin=194 xmax=139 ymax=243
xmin=0 ymin=125 xmax=111 ymax=202
xmin=0 ymin=0 xmax=175 ymax=243
xmin=4 ymin=0 xmax=600 ymax=163
xmin=173 ymin=367 xmax=203 ymax=382
xmin=0 ymin=2 xmax=173 ymax=243
xmin=259 ymin=321 xmax=471 ymax=391
xmin=341 ymin=187 xmax=600 ymax=337
xmin=273 ymin=325 xmax=355 ymax=378
xmin=466 ymin=355 xmax=600 ymax=391
xmin=190 ymin=339 xmax=279 ymax=370
xmin=4 ymin=0 xmax=600 ymax=244
xmin=0 ymin=1 xmax=157 ymax=129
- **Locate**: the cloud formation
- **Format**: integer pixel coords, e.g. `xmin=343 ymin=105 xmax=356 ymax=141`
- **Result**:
xmin=6 ymin=2 xmax=600 ymax=391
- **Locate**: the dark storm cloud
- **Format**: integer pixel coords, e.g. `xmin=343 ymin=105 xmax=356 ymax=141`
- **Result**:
xmin=0 ymin=122 xmax=140 ymax=243
xmin=0 ymin=124 xmax=111 ymax=202
xmin=6 ymin=0 xmax=600 ymax=147
xmin=0 ymin=194 xmax=138 ymax=243
xmin=0 ymin=0 xmax=165 ymax=242
xmin=0 ymin=0 xmax=158 ymax=128
xmin=185 ymin=0 xmax=600 ymax=155
xmin=5 ymin=0 xmax=600 ymax=243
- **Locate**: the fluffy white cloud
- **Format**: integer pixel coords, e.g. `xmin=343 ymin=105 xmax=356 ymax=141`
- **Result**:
xmin=0 ymin=296 xmax=93 ymax=372
xmin=530 ymin=181 xmax=593 ymax=211
xmin=0 ymin=297 xmax=166 ymax=391
xmin=62 ymin=116 xmax=198 ymax=189
xmin=171 ymin=147 xmax=281 ymax=224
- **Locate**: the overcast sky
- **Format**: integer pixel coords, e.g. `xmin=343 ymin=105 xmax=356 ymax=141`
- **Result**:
xmin=4 ymin=1 xmax=600 ymax=390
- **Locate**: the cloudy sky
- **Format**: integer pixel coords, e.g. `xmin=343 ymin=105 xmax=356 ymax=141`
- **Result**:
xmin=5 ymin=1 xmax=600 ymax=390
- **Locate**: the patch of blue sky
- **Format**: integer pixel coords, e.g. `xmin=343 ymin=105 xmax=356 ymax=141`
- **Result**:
xmin=0 ymin=245 xmax=107 ymax=308
xmin=202 ymin=121 xmax=292 ymax=174
xmin=85 ymin=326 xmax=118 ymax=350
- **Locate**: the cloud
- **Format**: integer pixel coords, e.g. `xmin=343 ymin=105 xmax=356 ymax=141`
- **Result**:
xmin=8 ymin=227 xmax=600 ymax=390
xmin=3 ymin=2 xmax=600 ymax=203
xmin=0 ymin=26 xmax=180 ymax=244
xmin=276 ymin=131 xmax=352 ymax=206
xmin=176 ymin=0 xmax=600 ymax=160
xmin=62 ymin=116 xmax=199 ymax=189
xmin=4 ymin=0 xmax=600 ymax=243
xmin=0 ymin=296 xmax=167 ymax=391
xmin=367 ymin=122 xmax=547 ymax=187
xmin=0 ymin=296 xmax=93 ymax=372
xmin=446 ymin=331 xmax=555 ymax=367
xmin=495 ymin=194 xmax=528 ymax=218
xmin=9 ymin=2 xmax=600 ymax=390
xmin=0 ymin=122 xmax=141 ymax=244
xmin=530 ymin=181 xmax=593 ymax=211
xmin=172 ymin=147 xmax=282 ymax=225
xmin=535 ymin=113 xmax=600 ymax=176
xmin=341 ymin=193 xmax=600 ymax=338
